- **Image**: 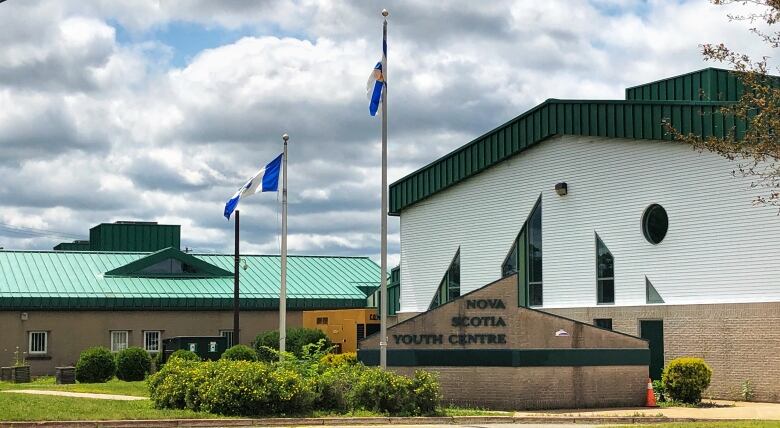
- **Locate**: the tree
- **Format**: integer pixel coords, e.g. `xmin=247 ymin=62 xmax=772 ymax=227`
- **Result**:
xmin=669 ymin=1 xmax=780 ymax=210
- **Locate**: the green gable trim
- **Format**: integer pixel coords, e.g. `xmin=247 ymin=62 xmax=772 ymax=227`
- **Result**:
xmin=104 ymin=247 xmax=233 ymax=278
xmin=389 ymin=97 xmax=739 ymax=215
xmin=357 ymin=348 xmax=649 ymax=367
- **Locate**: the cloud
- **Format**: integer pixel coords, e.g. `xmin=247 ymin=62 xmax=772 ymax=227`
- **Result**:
xmin=0 ymin=0 xmax=767 ymax=270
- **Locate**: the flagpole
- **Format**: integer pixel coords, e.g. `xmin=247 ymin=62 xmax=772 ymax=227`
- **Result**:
xmin=233 ymin=209 xmax=240 ymax=345
xmin=379 ymin=8 xmax=389 ymax=370
xmin=280 ymin=133 xmax=289 ymax=360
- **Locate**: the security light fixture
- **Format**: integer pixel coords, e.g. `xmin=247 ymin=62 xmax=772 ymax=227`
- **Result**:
xmin=554 ymin=329 xmax=569 ymax=337
xmin=555 ymin=182 xmax=568 ymax=196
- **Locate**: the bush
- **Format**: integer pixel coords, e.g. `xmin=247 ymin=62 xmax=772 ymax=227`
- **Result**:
xmin=116 ymin=347 xmax=152 ymax=381
xmin=662 ymin=357 xmax=712 ymax=404
xmin=221 ymin=344 xmax=257 ymax=362
xmin=75 ymin=347 xmax=116 ymax=383
xmin=652 ymin=379 xmax=666 ymax=402
xmin=199 ymin=360 xmax=315 ymax=416
xmin=320 ymin=352 xmax=357 ymax=367
xmin=148 ymin=357 xmax=213 ymax=410
xmin=170 ymin=349 xmax=200 ymax=362
xmin=411 ymin=370 xmax=441 ymax=415
xmin=315 ymin=363 xmax=364 ymax=412
xmin=253 ymin=328 xmax=332 ymax=361
xmin=350 ymin=367 xmax=415 ymax=415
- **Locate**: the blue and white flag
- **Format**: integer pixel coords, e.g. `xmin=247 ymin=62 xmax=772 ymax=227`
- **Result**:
xmin=366 ymin=34 xmax=387 ymax=116
xmin=224 ymin=153 xmax=283 ymax=220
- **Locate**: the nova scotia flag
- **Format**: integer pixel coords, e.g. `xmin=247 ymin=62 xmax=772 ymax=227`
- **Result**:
xmin=366 ymin=34 xmax=387 ymax=116
xmin=224 ymin=153 xmax=283 ymax=220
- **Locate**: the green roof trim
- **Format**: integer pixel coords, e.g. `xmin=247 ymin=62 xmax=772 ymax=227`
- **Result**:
xmin=104 ymin=247 xmax=233 ymax=278
xmin=0 ymin=251 xmax=381 ymax=311
xmin=388 ymin=68 xmax=746 ymax=215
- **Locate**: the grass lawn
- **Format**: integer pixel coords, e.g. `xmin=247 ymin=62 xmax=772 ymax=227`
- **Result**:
xmin=0 ymin=377 xmax=148 ymax=397
xmin=0 ymin=379 xmax=510 ymax=421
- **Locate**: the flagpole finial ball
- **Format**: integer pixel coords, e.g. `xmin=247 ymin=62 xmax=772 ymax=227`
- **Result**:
xmin=282 ymin=133 xmax=289 ymax=142
xmin=382 ymin=9 xmax=388 ymax=17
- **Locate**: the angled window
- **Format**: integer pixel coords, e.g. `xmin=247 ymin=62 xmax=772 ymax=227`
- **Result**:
xmin=646 ymin=277 xmax=665 ymax=304
xmin=595 ymin=233 xmax=614 ymax=304
xmin=504 ymin=196 xmax=542 ymax=308
xmin=501 ymin=241 xmax=518 ymax=277
xmin=429 ymin=249 xmax=460 ymax=310
xmin=527 ymin=201 xmax=543 ymax=306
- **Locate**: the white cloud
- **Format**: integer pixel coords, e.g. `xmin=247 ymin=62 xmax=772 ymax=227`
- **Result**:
xmin=0 ymin=0 xmax=772 ymax=270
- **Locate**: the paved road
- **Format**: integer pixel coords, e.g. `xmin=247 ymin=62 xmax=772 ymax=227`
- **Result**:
xmin=258 ymin=425 xmax=595 ymax=428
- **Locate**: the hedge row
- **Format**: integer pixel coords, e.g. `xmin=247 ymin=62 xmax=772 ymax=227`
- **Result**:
xmin=75 ymin=346 xmax=153 ymax=383
xmin=148 ymin=351 xmax=440 ymax=416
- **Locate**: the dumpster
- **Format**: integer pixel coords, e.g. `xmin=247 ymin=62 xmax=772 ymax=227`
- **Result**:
xmin=161 ymin=336 xmax=227 ymax=364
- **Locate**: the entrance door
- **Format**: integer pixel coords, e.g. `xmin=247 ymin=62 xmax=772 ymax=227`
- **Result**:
xmin=640 ymin=320 xmax=664 ymax=380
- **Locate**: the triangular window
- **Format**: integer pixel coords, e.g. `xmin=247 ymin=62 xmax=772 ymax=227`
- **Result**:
xmin=503 ymin=196 xmax=542 ymax=307
xmin=646 ymin=277 xmax=664 ymax=304
xmin=429 ymin=250 xmax=460 ymax=310
xmin=596 ymin=233 xmax=614 ymax=304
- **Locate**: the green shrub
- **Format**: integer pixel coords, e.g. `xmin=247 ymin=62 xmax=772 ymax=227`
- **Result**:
xmin=662 ymin=357 xmax=712 ymax=404
xmin=315 ymin=363 xmax=364 ymax=412
xmin=411 ymin=370 xmax=441 ymax=415
xmin=253 ymin=328 xmax=332 ymax=361
xmin=221 ymin=344 xmax=257 ymax=362
xmin=115 ymin=347 xmax=152 ymax=381
xmin=170 ymin=349 xmax=200 ymax=362
xmin=320 ymin=352 xmax=357 ymax=367
xmin=652 ymin=379 xmax=666 ymax=402
xmin=148 ymin=357 xmax=213 ymax=410
xmin=350 ymin=367 xmax=415 ymax=415
xmin=75 ymin=347 xmax=116 ymax=383
xmin=198 ymin=360 xmax=315 ymax=416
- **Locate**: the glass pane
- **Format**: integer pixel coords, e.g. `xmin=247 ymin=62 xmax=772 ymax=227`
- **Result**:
xmin=643 ymin=204 xmax=669 ymax=244
xmin=528 ymin=204 xmax=542 ymax=283
xmin=596 ymin=237 xmax=613 ymax=279
xmin=502 ymin=241 xmax=518 ymax=277
xmin=529 ymin=282 xmax=543 ymax=306
xmin=598 ymin=279 xmax=615 ymax=304
xmin=448 ymin=253 xmax=460 ymax=300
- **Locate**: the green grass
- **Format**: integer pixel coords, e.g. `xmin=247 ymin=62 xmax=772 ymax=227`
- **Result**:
xmin=614 ymin=423 xmax=780 ymax=428
xmin=0 ymin=392 xmax=219 ymax=421
xmin=0 ymin=377 xmax=149 ymax=397
xmin=0 ymin=379 xmax=509 ymax=421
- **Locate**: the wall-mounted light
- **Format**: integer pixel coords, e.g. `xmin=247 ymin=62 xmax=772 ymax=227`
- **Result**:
xmin=554 ymin=329 xmax=569 ymax=337
xmin=20 ymin=312 xmax=28 ymax=321
xmin=555 ymin=182 xmax=568 ymax=196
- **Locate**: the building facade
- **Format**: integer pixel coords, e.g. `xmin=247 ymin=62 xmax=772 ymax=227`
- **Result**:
xmin=389 ymin=68 xmax=780 ymax=401
xmin=0 ymin=222 xmax=381 ymax=375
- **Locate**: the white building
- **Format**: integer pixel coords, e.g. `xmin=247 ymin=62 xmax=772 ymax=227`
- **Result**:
xmin=389 ymin=68 xmax=780 ymax=401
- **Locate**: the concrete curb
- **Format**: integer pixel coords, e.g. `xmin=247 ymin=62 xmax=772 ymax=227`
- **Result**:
xmin=0 ymin=416 xmax=762 ymax=427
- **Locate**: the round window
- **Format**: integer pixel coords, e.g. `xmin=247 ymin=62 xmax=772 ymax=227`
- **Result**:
xmin=642 ymin=204 xmax=668 ymax=244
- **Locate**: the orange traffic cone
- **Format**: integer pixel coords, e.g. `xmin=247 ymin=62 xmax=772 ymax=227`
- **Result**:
xmin=646 ymin=378 xmax=658 ymax=407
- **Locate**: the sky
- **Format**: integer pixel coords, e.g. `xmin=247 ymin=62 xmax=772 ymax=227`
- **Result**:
xmin=0 ymin=0 xmax=769 ymax=266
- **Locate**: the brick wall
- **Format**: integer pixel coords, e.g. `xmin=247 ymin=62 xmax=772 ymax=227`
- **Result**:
xmin=360 ymin=275 xmax=649 ymax=409
xmin=545 ymin=303 xmax=780 ymax=402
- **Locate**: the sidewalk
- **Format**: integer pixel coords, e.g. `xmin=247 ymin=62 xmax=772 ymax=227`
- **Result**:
xmin=514 ymin=399 xmax=780 ymax=420
xmin=2 ymin=390 xmax=148 ymax=401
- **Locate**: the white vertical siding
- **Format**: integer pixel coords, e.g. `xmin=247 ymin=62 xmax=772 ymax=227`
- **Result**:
xmin=399 ymin=135 xmax=780 ymax=313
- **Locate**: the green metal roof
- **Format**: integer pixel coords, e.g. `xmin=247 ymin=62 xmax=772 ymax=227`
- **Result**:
xmin=388 ymin=68 xmax=747 ymax=215
xmin=0 ymin=249 xmax=381 ymax=311
xmin=89 ymin=222 xmax=181 ymax=252
xmin=625 ymin=67 xmax=744 ymax=102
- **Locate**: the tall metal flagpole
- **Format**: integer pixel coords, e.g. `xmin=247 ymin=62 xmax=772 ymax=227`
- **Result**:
xmin=234 ymin=210 xmax=240 ymax=345
xmin=379 ymin=8 xmax=389 ymax=370
xmin=280 ymin=133 xmax=289 ymax=360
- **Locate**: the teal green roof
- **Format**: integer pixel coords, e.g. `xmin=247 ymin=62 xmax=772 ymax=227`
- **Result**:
xmin=0 ymin=249 xmax=381 ymax=311
xmin=388 ymin=67 xmax=747 ymax=215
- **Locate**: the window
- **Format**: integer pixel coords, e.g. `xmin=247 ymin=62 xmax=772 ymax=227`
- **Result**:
xmin=646 ymin=277 xmax=665 ymax=304
xmin=503 ymin=197 xmax=543 ymax=308
xmin=642 ymin=204 xmax=668 ymax=244
xmin=429 ymin=250 xmax=461 ymax=310
xmin=594 ymin=318 xmax=613 ymax=330
xmin=527 ymin=201 xmax=542 ymax=306
xmin=111 ymin=330 xmax=129 ymax=352
xmin=220 ymin=330 xmax=234 ymax=348
xmin=316 ymin=317 xmax=329 ymax=325
xmin=28 ymin=331 xmax=47 ymax=354
xmin=596 ymin=233 xmax=614 ymax=304
xmin=144 ymin=331 xmax=161 ymax=353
